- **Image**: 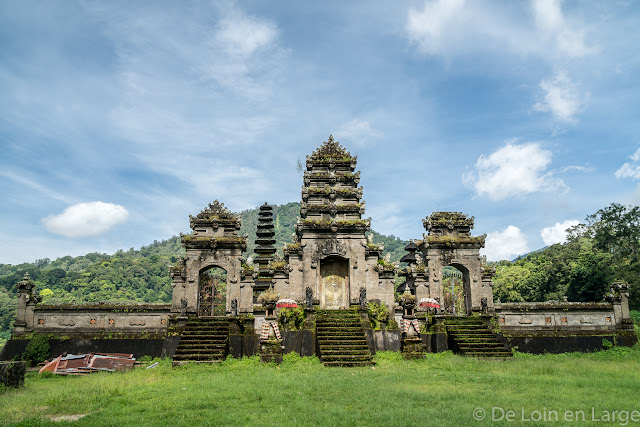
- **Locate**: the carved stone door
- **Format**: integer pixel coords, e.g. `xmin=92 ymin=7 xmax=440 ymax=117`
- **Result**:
xmin=320 ymin=257 xmax=349 ymax=309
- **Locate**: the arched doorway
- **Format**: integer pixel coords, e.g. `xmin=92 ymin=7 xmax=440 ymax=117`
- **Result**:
xmin=320 ymin=256 xmax=349 ymax=309
xmin=198 ymin=266 xmax=227 ymax=317
xmin=442 ymin=264 xmax=471 ymax=315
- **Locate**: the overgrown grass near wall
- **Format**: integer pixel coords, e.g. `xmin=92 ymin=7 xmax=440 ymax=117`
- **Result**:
xmin=2 ymin=347 xmax=640 ymax=426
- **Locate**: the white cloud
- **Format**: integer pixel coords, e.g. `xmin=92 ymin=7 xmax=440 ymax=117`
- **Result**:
xmin=615 ymin=147 xmax=640 ymax=179
xmin=335 ymin=120 xmax=383 ymax=146
xmin=42 ymin=202 xmax=129 ymax=238
xmin=464 ymin=142 xmax=565 ymax=200
xmin=531 ymin=0 xmax=593 ymax=58
xmin=406 ymin=0 xmax=466 ymax=55
xmin=406 ymin=0 xmax=594 ymax=59
xmin=540 ymin=219 xmax=580 ymax=245
xmin=481 ymin=226 xmax=529 ymax=261
xmin=214 ymin=11 xmax=278 ymax=57
xmin=533 ymin=72 xmax=586 ymax=123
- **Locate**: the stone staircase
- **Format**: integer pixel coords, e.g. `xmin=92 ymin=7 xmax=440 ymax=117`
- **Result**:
xmin=172 ymin=317 xmax=229 ymax=364
xmin=444 ymin=316 xmax=512 ymax=358
xmin=316 ymin=310 xmax=374 ymax=367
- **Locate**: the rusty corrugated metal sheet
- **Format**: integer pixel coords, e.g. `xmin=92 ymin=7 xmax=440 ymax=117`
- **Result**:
xmin=39 ymin=353 xmax=136 ymax=375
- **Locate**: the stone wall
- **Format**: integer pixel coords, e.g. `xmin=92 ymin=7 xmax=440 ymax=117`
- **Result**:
xmin=16 ymin=304 xmax=171 ymax=337
xmin=0 ymin=361 xmax=26 ymax=388
xmin=494 ymin=302 xmax=637 ymax=353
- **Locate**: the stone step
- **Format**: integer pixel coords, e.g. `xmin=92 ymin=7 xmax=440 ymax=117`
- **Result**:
xmin=320 ymin=349 xmax=371 ymax=355
xmin=176 ymin=343 xmax=227 ymax=350
xmin=446 ymin=325 xmax=487 ymax=331
xmin=172 ymin=360 xmax=221 ymax=367
xmin=322 ymin=354 xmax=371 ymax=362
xmin=457 ymin=343 xmax=504 ymax=350
xmin=317 ymin=332 xmax=364 ymax=337
xmin=178 ymin=338 xmax=227 ymax=343
xmin=316 ymin=326 xmax=363 ymax=331
xmin=317 ymin=334 xmax=367 ymax=340
xmin=181 ymin=332 xmax=228 ymax=337
xmin=172 ymin=354 xmax=226 ymax=361
xmin=322 ymin=360 xmax=375 ymax=367
xmin=317 ymin=344 xmax=370 ymax=349
xmin=462 ymin=351 xmax=513 ymax=358
xmin=316 ymin=321 xmax=362 ymax=327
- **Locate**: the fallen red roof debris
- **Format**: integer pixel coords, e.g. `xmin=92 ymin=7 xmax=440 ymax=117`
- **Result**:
xmin=39 ymin=353 xmax=136 ymax=375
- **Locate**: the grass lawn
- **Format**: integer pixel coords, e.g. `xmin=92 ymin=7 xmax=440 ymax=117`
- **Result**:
xmin=1 ymin=347 xmax=640 ymax=426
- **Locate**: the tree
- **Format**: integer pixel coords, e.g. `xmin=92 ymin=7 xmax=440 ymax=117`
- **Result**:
xmin=566 ymin=241 xmax=614 ymax=302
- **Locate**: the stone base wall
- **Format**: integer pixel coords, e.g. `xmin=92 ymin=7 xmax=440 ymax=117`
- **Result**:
xmin=0 ymin=337 xmax=175 ymax=361
xmin=494 ymin=302 xmax=637 ymax=354
xmin=21 ymin=304 xmax=171 ymax=337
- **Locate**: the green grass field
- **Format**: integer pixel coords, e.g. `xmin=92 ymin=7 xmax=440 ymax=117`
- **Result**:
xmin=2 ymin=347 xmax=640 ymax=426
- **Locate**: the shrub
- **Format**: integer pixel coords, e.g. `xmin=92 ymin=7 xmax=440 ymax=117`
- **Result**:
xmin=367 ymin=300 xmax=389 ymax=330
xmin=21 ymin=334 xmax=50 ymax=366
xmin=278 ymin=307 xmax=305 ymax=330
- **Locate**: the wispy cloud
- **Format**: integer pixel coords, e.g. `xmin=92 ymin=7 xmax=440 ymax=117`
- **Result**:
xmin=531 ymin=0 xmax=594 ymax=58
xmin=0 ymin=170 xmax=74 ymax=204
xmin=335 ymin=119 xmax=383 ymax=146
xmin=533 ymin=71 xmax=587 ymax=123
xmin=615 ymin=147 xmax=640 ymax=180
xmin=406 ymin=0 xmax=595 ymax=60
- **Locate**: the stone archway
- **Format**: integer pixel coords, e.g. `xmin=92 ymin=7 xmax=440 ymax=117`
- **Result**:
xmin=443 ymin=264 xmax=472 ymax=315
xmin=320 ymin=256 xmax=349 ymax=309
xmin=198 ymin=265 xmax=227 ymax=317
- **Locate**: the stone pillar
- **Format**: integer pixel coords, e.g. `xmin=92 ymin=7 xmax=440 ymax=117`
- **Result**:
xmin=610 ymin=281 xmax=632 ymax=325
xmin=14 ymin=274 xmax=39 ymax=335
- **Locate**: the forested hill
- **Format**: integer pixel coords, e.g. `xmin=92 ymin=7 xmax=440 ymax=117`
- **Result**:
xmin=492 ymin=203 xmax=640 ymax=311
xmin=0 ymin=202 xmax=408 ymax=338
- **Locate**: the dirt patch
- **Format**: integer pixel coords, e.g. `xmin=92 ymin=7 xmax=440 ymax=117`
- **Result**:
xmin=47 ymin=413 xmax=90 ymax=422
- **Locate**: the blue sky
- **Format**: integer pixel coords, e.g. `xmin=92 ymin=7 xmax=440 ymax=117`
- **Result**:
xmin=1 ymin=0 xmax=640 ymax=264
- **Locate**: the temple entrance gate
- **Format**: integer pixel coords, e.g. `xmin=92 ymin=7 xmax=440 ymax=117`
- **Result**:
xmin=198 ymin=266 xmax=227 ymax=317
xmin=320 ymin=256 xmax=349 ymax=309
xmin=442 ymin=264 xmax=471 ymax=315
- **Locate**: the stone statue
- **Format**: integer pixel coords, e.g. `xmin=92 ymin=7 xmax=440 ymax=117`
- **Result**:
xmin=305 ymin=287 xmax=313 ymax=309
xmin=359 ymin=287 xmax=367 ymax=308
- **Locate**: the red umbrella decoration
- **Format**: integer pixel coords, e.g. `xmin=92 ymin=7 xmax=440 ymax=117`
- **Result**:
xmin=276 ymin=298 xmax=298 ymax=308
xmin=419 ymin=298 xmax=440 ymax=309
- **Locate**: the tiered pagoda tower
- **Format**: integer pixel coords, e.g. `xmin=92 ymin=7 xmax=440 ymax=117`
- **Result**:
xmin=253 ymin=203 xmax=276 ymax=302
xmin=282 ymin=136 xmax=394 ymax=309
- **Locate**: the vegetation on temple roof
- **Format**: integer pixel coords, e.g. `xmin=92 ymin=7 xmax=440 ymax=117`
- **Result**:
xmin=300 ymin=218 xmax=371 ymax=229
xmin=269 ymin=260 xmax=289 ymax=272
xmin=302 ymin=203 xmax=363 ymax=212
xmin=376 ymin=258 xmax=397 ymax=272
xmin=283 ymin=242 xmax=301 ymax=251
xmin=424 ymin=212 xmax=474 ymax=230
xmin=306 ymin=135 xmax=356 ymax=164
xmin=191 ymin=200 xmax=235 ymax=220
xmin=304 ymin=171 xmax=359 ymax=183
xmin=189 ymin=200 xmax=240 ymax=228
xmin=181 ymin=235 xmax=247 ymax=249
xmin=425 ymin=235 xmax=486 ymax=248
xmin=306 ymin=187 xmax=363 ymax=196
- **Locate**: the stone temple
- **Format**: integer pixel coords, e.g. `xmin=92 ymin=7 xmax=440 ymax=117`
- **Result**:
xmin=2 ymin=136 xmax=637 ymax=365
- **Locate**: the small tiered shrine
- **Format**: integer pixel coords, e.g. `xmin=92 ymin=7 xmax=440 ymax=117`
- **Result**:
xmin=253 ymin=203 xmax=277 ymax=303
